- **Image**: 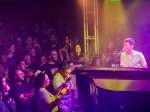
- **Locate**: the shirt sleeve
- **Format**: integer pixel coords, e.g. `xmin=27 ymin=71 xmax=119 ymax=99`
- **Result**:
xmin=139 ymin=53 xmax=147 ymax=66
xmin=38 ymin=90 xmax=54 ymax=106
xmin=52 ymin=75 xmax=64 ymax=94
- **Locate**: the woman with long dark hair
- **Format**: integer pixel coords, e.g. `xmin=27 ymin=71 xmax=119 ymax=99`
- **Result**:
xmin=34 ymin=72 xmax=66 ymax=112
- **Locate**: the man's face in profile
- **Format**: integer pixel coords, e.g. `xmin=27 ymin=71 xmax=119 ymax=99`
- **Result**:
xmin=123 ymin=42 xmax=133 ymax=52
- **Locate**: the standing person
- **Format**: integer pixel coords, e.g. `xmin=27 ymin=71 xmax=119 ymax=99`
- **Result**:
xmin=9 ymin=69 xmax=34 ymax=112
xmin=120 ymin=38 xmax=148 ymax=68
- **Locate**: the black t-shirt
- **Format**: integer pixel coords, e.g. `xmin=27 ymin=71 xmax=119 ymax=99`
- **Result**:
xmin=28 ymin=61 xmax=39 ymax=72
xmin=10 ymin=81 xmax=33 ymax=112
xmin=42 ymin=62 xmax=60 ymax=80
xmin=106 ymin=59 xmax=120 ymax=68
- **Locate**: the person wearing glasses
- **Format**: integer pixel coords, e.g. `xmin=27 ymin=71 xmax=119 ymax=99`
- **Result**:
xmin=42 ymin=49 xmax=60 ymax=81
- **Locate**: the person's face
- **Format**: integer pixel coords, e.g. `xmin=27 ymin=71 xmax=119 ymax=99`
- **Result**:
xmin=123 ymin=42 xmax=133 ymax=52
xmin=30 ymin=48 xmax=36 ymax=57
xmin=95 ymin=59 xmax=101 ymax=66
xmin=75 ymin=45 xmax=81 ymax=53
xmin=26 ymin=37 xmax=32 ymax=46
xmin=69 ymin=63 xmax=75 ymax=71
xmin=34 ymin=23 xmax=39 ymax=30
xmin=16 ymin=37 xmax=22 ymax=46
xmin=15 ymin=70 xmax=25 ymax=81
xmin=33 ymin=38 xmax=38 ymax=45
xmin=2 ymin=78 xmax=7 ymax=87
xmin=49 ymin=35 xmax=57 ymax=44
xmin=50 ymin=51 xmax=58 ymax=61
xmin=63 ymin=68 xmax=71 ymax=77
xmin=40 ymin=56 xmax=46 ymax=65
xmin=2 ymin=78 xmax=10 ymax=91
xmin=19 ymin=61 xmax=27 ymax=71
xmin=108 ymin=41 xmax=114 ymax=49
xmin=113 ymin=49 xmax=119 ymax=59
xmin=24 ymin=55 xmax=31 ymax=63
xmin=0 ymin=54 xmax=7 ymax=64
xmin=65 ymin=36 xmax=69 ymax=44
xmin=43 ymin=74 xmax=50 ymax=87
xmin=8 ymin=45 xmax=15 ymax=53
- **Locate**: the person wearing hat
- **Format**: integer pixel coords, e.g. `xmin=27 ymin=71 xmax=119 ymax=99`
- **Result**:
xmin=52 ymin=61 xmax=78 ymax=112
xmin=120 ymin=38 xmax=148 ymax=68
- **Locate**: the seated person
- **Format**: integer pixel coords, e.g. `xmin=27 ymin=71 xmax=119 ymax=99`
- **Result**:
xmin=52 ymin=61 xmax=78 ymax=112
xmin=106 ymin=49 xmax=120 ymax=68
xmin=37 ymin=55 xmax=47 ymax=70
xmin=71 ymin=44 xmax=84 ymax=65
xmin=90 ymin=57 xmax=101 ymax=67
xmin=35 ymin=72 xmax=67 ymax=112
xmin=42 ymin=49 xmax=60 ymax=80
xmin=10 ymin=69 xmax=34 ymax=112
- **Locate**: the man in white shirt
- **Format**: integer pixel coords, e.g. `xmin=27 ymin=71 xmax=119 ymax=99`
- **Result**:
xmin=120 ymin=38 xmax=148 ymax=68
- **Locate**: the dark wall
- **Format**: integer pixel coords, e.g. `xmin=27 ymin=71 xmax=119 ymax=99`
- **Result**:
xmin=0 ymin=0 xmax=83 ymax=41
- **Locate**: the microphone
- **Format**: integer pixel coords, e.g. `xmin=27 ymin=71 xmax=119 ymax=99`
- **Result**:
xmin=118 ymin=48 xmax=125 ymax=56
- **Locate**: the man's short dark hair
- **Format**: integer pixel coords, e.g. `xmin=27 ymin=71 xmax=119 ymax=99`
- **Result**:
xmin=124 ymin=38 xmax=135 ymax=45
xmin=60 ymin=60 xmax=70 ymax=71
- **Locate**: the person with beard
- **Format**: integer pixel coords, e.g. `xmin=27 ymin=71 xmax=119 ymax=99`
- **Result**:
xmin=120 ymin=38 xmax=148 ymax=68
xmin=44 ymin=33 xmax=60 ymax=59
xmin=42 ymin=49 xmax=60 ymax=81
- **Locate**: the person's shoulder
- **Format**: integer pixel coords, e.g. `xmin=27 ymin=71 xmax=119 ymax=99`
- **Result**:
xmin=120 ymin=52 xmax=126 ymax=56
xmin=133 ymin=50 xmax=143 ymax=56
xmin=53 ymin=72 xmax=63 ymax=80
xmin=38 ymin=88 xmax=47 ymax=93
xmin=54 ymin=72 xmax=62 ymax=77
